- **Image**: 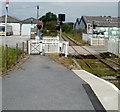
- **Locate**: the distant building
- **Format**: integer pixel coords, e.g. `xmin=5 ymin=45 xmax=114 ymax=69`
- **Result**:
xmin=0 ymin=15 xmax=21 ymax=35
xmin=21 ymin=17 xmax=37 ymax=36
xmin=74 ymin=16 xmax=119 ymax=34
xmin=0 ymin=15 xmax=38 ymax=36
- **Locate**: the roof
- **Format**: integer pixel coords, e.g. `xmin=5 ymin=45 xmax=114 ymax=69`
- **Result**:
xmin=22 ymin=17 xmax=37 ymax=24
xmin=0 ymin=15 xmax=21 ymax=23
xmin=74 ymin=18 xmax=81 ymax=28
xmin=82 ymin=16 xmax=119 ymax=27
xmin=75 ymin=18 xmax=81 ymax=24
xmin=0 ymin=16 xmax=38 ymax=24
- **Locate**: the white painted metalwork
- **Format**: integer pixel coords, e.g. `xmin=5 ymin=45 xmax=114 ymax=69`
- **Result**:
xmin=28 ymin=38 xmax=69 ymax=57
xmin=82 ymin=33 xmax=92 ymax=41
xmin=108 ymin=38 xmax=120 ymax=57
xmin=89 ymin=37 xmax=105 ymax=46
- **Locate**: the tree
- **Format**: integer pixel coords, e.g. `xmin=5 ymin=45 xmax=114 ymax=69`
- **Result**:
xmin=45 ymin=21 xmax=56 ymax=30
xmin=40 ymin=12 xmax=57 ymax=30
xmin=40 ymin=12 xmax=57 ymax=22
xmin=62 ymin=23 xmax=73 ymax=33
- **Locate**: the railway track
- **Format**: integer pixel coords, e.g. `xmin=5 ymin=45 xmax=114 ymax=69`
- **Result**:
xmin=62 ymin=36 xmax=97 ymax=74
xmin=63 ymin=36 xmax=120 ymax=73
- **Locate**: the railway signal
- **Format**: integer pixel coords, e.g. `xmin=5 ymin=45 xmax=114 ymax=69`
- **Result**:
xmin=37 ymin=24 xmax=42 ymax=30
xmin=58 ymin=14 xmax=66 ymax=39
xmin=37 ymin=20 xmax=43 ymax=39
xmin=37 ymin=20 xmax=43 ymax=30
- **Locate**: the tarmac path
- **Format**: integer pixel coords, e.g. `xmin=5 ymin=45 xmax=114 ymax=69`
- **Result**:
xmin=2 ymin=56 xmax=104 ymax=110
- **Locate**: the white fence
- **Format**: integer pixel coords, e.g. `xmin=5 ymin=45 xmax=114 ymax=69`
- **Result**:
xmin=82 ymin=33 xmax=105 ymax=46
xmin=82 ymin=33 xmax=92 ymax=41
xmin=43 ymin=36 xmax=59 ymax=40
xmin=28 ymin=39 xmax=69 ymax=57
xmin=108 ymin=38 xmax=120 ymax=57
xmin=89 ymin=37 xmax=105 ymax=46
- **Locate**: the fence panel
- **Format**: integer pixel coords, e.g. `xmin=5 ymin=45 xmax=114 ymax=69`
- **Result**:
xmin=28 ymin=39 xmax=68 ymax=57
xmin=82 ymin=33 xmax=92 ymax=41
xmin=90 ymin=38 xmax=105 ymax=46
xmin=108 ymin=38 xmax=120 ymax=57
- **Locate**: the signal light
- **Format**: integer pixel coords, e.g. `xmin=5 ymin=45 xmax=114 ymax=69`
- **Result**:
xmin=37 ymin=25 xmax=42 ymax=30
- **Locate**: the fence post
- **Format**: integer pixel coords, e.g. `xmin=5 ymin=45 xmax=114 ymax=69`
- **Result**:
xmin=22 ymin=42 xmax=24 ymax=55
xmin=16 ymin=43 xmax=18 ymax=63
xmin=28 ymin=41 xmax=31 ymax=54
xmin=6 ymin=44 xmax=8 ymax=70
xmin=26 ymin=40 xmax=28 ymax=54
xmin=65 ymin=42 xmax=68 ymax=57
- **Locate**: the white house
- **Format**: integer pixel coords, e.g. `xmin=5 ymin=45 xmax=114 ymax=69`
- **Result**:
xmin=21 ymin=17 xmax=37 ymax=36
xmin=0 ymin=16 xmax=38 ymax=36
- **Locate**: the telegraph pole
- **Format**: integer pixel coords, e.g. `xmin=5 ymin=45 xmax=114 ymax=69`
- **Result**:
xmin=37 ymin=5 xmax=40 ymax=36
xmin=4 ymin=0 xmax=9 ymax=72
xmin=4 ymin=0 xmax=9 ymax=48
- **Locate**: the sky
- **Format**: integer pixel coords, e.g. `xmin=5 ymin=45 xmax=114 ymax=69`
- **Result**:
xmin=0 ymin=1 xmax=119 ymax=22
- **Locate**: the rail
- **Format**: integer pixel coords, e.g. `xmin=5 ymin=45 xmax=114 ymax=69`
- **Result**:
xmin=63 ymin=36 xmax=119 ymax=73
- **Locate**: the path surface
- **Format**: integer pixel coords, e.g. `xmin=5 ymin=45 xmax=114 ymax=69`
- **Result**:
xmin=2 ymin=56 xmax=103 ymax=110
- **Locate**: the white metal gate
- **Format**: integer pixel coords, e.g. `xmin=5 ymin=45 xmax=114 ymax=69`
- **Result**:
xmin=28 ymin=39 xmax=69 ymax=57
xmin=108 ymin=38 xmax=120 ymax=57
xmin=89 ymin=37 xmax=105 ymax=46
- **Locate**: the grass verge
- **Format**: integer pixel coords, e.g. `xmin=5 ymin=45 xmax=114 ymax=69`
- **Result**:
xmin=62 ymin=32 xmax=89 ymax=46
xmin=0 ymin=46 xmax=23 ymax=75
xmin=76 ymin=59 xmax=117 ymax=77
xmin=47 ymin=54 xmax=77 ymax=70
xmin=47 ymin=54 xmax=120 ymax=89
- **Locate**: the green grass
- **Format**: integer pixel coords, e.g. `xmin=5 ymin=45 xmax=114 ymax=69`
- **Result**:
xmin=47 ymin=54 xmax=119 ymax=89
xmin=47 ymin=54 xmax=76 ymax=70
xmin=76 ymin=59 xmax=117 ymax=77
xmin=62 ymin=32 xmax=89 ymax=46
xmin=0 ymin=46 xmax=23 ymax=72
xmin=114 ymin=58 xmax=120 ymax=63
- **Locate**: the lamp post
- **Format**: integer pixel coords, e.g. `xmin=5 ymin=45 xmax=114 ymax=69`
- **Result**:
xmin=4 ymin=0 xmax=9 ymax=71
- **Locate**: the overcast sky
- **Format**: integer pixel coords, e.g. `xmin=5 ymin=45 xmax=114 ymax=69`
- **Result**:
xmin=1 ymin=1 xmax=119 ymax=22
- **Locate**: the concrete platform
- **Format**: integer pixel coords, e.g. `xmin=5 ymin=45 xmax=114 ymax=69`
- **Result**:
xmin=73 ymin=70 xmax=120 ymax=111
